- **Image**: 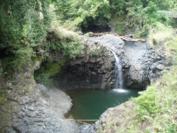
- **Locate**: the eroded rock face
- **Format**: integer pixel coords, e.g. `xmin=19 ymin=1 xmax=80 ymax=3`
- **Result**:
xmin=13 ymin=85 xmax=79 ymax=133
xmin=123 ymin=41 xmax=150 ymax=89
xmin=57 ymin=34 xmax=124 ymax=90
xmin=124 ymin=40 xmax=167 ymax=89
xmin=57 ymin=34 xmax=166 ymax=90
xmin=57 ymin=54 xmax=115 ymax=90
xmin=0 ymin=80 xmax=79 ymax=133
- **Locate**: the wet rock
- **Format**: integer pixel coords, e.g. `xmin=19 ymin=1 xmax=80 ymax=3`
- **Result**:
xmin=80 ymin=124 xmax=96 ymax=133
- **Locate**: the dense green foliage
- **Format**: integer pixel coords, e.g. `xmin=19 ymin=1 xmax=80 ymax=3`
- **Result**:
xmin=0 ymin=0 xmax=83 ymax=72
xmin=0 ymin=0 xmax=176 ymax=72
xmin=0 ymin=0 xmax=50 ymax=71
xmin=53 ymin=0 xmax=177 ymax=35
xmin=46 ymin=29 xmax=83 ymax=58
xmin=110 ymin=0 xmax=177 ymax=36
xmin=55 ymin=0 xmax=110 ymax=30
xmin=135 ymin=86 xmax=160 ymax=120
xmin=0 ymin=0 xmax=49 ymax=47
xmin=134 ymin=67 xmax=177 ymax=132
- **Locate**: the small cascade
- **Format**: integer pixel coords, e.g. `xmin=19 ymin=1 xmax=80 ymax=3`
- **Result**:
xmin=112 ymin=51 xmax=123 ymax=88
xmin=111 ymin=51 xmax=128 ymax=93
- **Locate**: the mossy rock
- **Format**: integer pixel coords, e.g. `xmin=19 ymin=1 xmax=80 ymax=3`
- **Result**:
xmin=34 ymin=59 xmax=65 ymax=87
xmin=0 ymin=89 xmax=7 ymax=105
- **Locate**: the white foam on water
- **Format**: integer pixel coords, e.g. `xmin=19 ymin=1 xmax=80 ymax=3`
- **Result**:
xmin=112 ymin=88 xmax=129 ymax=93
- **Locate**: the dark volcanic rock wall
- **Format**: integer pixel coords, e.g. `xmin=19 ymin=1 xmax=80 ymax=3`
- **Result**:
xmin=56 ymin=34 xmax=126 ymax=90
xmin=56 ymin=34 xmax=167 ymax=90
xmin=57 ymin=44 xmax=115 ymax=90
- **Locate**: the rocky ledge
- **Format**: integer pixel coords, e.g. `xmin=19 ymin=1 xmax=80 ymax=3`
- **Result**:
xmin=95 ymin=101 xmax=136 ymax=133
xmin=0 ymin=81 xmax=80 ymax=133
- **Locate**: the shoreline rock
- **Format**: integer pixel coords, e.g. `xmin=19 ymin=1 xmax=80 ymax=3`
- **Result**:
xmin=0 ymin=82 xmax=80 ymax=133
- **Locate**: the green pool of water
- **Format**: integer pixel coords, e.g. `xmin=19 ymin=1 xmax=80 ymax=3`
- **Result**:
xmin=66 ymin=89 xmax=139 ymax=120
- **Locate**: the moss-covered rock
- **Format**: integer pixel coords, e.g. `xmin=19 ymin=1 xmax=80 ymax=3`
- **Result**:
xmin=34 ymin=60 xmax=66 ymax=87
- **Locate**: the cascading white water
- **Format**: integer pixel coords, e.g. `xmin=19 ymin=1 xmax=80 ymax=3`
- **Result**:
xmin=111 ymin=51 xmax=128 ymax=93
xmin=111 ymin=51 xmax=123 ymax=88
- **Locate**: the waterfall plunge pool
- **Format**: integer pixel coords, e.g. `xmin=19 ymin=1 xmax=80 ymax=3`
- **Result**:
xmin=65 ymin=89 xmax=139 ymax=120
xmin=65 ymin=43 xmax=140 ymax=121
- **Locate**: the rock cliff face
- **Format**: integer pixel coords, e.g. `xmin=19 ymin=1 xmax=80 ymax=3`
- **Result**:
xmin=57 ymin=34 xmax=166 ymax=90
xmin=57 ymin=34 xmax=123 ymax=90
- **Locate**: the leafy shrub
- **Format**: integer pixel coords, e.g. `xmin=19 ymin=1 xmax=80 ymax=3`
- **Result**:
xmin=0 ymin=0 xmax=50 ymax=48
xmin=110 ymin=0 xmax=177 ymax=36
xmin=0 ymin=0 xmax=50 ymax=72
xmin=165 ymin=37 xmax=177 ymax=62
xmin=46 ymin=26 xmax=84 ymax=59
xmin=0 ymin=0 xmax=84 ymax=73
xmin=133 ymin=34 xmax=177 ymax=132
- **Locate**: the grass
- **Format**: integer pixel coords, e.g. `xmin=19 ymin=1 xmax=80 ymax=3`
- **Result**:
xmin=0 ymin=89 xmax=7 ymax=105
xmin=133 ymin=32 xmax=177 ymax=132
xmin=134 ymin=66 xmax=177 ymax=133
xmin=147 ymin=23 xmax=174 ymax=47
xmin=49 ymin=22 xmax=81 ymax=41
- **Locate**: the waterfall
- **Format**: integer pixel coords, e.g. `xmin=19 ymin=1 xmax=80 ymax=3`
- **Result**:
xmin=111 ymin=51 xmax=123 ymax=88
xmin=111 ymin=51 xmax=128 ymax=93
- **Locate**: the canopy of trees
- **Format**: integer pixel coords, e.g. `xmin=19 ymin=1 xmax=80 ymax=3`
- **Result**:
xmin=0 ymin=0 xmax=176 ymax=71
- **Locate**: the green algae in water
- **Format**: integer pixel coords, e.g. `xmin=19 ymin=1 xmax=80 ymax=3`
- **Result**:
xmin=66 ymin=89 xmax=139 ymax=120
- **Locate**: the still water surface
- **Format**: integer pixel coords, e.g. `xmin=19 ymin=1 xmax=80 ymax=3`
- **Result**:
xmin=66 ymin=89 xmax=139 ymax=120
